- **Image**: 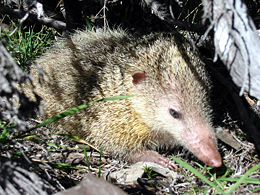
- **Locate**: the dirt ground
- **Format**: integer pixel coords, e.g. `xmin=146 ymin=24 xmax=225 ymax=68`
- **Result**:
xmin=0 ymin=111 xmax=259 ymax=194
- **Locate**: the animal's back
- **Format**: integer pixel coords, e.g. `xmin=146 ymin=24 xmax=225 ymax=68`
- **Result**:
xmin=31 ymin=30 xmax=153 ymax=156
xmin=29 ymin=29 xmax=222 ymax=168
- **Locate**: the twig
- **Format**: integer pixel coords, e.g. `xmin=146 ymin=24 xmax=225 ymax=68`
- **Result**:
xmin=141 ymin=0 xmax=204 ymax=32
xmin=75 ymin=139 xmax=110 ymax=156
xmin=94 ymin=0 xmax=109 ymax=30
xmin=9 ymin=11 xmax=29 ymax=35
xmin=103 ymin=0 xmax=108 ymax=31
xmin=8 ymin=0 xmax=44 ymax=35
xmin=0 ymin=5 xmax=66 ymax=31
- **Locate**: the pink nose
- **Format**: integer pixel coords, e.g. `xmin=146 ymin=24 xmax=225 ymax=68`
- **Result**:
xmin=203 ymin=150 xmax=222 ymax=167
xmin=190 ymin=137 xmax=222 ymax=167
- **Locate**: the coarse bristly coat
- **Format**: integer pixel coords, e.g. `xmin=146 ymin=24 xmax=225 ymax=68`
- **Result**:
xmin=26 ymin=29 xmax=222 ymax=169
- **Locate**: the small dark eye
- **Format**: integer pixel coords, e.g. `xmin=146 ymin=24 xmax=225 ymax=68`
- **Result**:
xmin=169 ymin=109 xmax=181 ymax=119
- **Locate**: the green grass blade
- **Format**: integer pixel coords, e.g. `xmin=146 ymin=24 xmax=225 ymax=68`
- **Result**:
xmin=225 ymin=163 xmax=260 ymax=194
xmin=29 ymin=95 xmax=135 ymax=130
xmin=218 ymin=177 xmax=260 ymax=185
xmin=251 ymin=188 xmax=260 ymax=192
xmin=83 ymin=145 xmax=90 ymax=170
xmin=171 ymin=156 xmax=224 ymax=194
xmin=55 ymin=162 xmax=74 ymax=169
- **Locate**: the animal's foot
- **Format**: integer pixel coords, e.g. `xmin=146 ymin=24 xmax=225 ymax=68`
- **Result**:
xmin=129 ymin=150 xmax=177 ymax=170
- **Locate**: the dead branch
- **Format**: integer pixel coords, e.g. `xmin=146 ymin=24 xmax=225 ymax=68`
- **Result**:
xmin=202 ymin=0 xmax=260 ymax=100
xmin=141 ymin=0 xmax=204 ymax=32
xmin=0 ymin=41 xmax=40 ymax=131
xmin=0 ymin=4 xmax=66 ymax=31
xmin=0 ymin=160 xmax=58 ymax=194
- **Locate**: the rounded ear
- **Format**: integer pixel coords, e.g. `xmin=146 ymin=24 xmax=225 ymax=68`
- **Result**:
xmin=132 ymin=71 xmax=146 ymax=85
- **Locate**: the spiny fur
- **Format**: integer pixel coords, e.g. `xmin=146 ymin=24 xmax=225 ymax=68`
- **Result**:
xmin=29 ymin=29 xmax=213 ymax=160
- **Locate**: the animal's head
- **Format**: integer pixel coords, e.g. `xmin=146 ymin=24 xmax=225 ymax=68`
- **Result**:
xmin=128 ymin=41 xmax=222 ymax=167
